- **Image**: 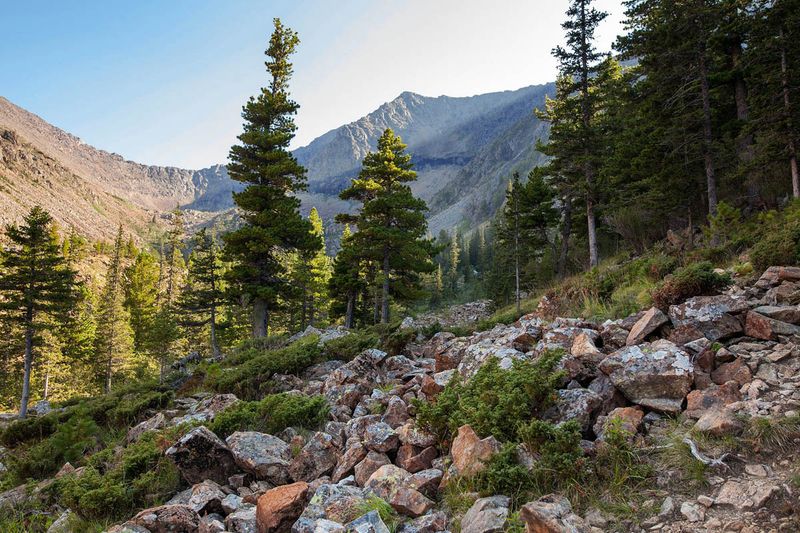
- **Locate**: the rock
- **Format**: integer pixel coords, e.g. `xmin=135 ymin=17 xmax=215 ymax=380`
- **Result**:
xmin=165 ymin=426 xmax=238 ymax=485
xmin=461 ymin=496 xmax=510 ymax=533
xmin=520 ymin=494 xmax=588 ymax=533
xmin=227 ymin=431 xmax=292 ymax=484
xmin=668 ymin=295 xmax=749 ymax=341
xmin=32 ymin=400 xmax=51 ymax=416
xmin=396 ymin=444 xmax=437 ymax=473
xmin=364 ymin=422 xmax=399 ymax=453
xmin=715 ymin=480 xmax=780 ymax=510
xmin=626 ymin=307 xmax=669 ymax=346
xmin=658 ymin=496 xmax=674 ymax=518
xmin=543 ymin=389 xmax=602 ymax=434
xmin=396 ymin=511 xmax=448 ymax=533
xmin=289 ymin=432 xmax=340 ymax=482
xmin=382 ymin=397 xmax=409 ymax=428
xmin=200 ymin=514 xmax=227 ymax=533
xmin=711 ymin=358 xmax=752 ymax=386
xmin=222 ymin=493 xmax=245 ymax=514
xmin=172 ymin=394 xmax=240 ymax=426
xmin=450 ymin=425 xmax=501 ymax=477
xmin=680 ymin=501 xmax=704 ymax=522
xmin=745 ymin=310 xmax=800 ymax=340
xmin=407 ymin=469 xmax=443 ymax=498
xmin=226 ymin=503 xmax=258 ymax=533
xmin=354 ymin=451 xmax=391 ymax=487
xmin=396 ymin=423 xmax=437 ymax=448
xmin=593 ymin=406 xmax=644 ymax=439
xmin=129 ymin=504 xmax=201 ymax=533
xmin=332 ymin=444 xmax=368 ymax=483
xmin=755 ymin=266 xmax=800 ymax=289
xmin=389 ymin=486 xmax=434 ymax=517
xmin=598 ymin=340 xmax=694 ymax=413
xmin=297 ymin=483 xmax=369 ymax=525
xmin=364 ymin=464 xmax=412 ymax=501
xmin=127 ymin=412 xmax=167 ymax=443
xmin=256 ymin=481 xmax=309 ymax=533
xmin=346 ymin=510 xmax=390 ymax=533
xmin=684 ymin=381 xmax=741 ymax=418
xmin=600 ymin=323 xmax=629 ymax=351
xmin=187 ymin=479 xmax=227 ymax=514
xmin=693 ymin=408 xmax=743 ymax=436
xmin=47 ymin=509 xmax=75 ymax=533
xmin=751 ymin=305 xmax=800 ymax=325
xmin=570 ymin=332 xmax=603 ymax=362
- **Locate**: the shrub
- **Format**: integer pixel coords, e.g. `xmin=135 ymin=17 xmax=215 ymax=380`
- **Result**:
xmin=209 ymin=393 xmax=329 ymax=438
xmin=207 ymin=335 xmax=324 ymax=398
xmin=415 ymin=351 xmax=564 ymax=443
xmin=324 ymin=330 xmax=379 ymax=361
xmin=651 ymin=261 xmax=731 ymax=308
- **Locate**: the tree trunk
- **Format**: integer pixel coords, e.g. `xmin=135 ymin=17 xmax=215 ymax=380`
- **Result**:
xmin=381 ymin=250 xmax=390 ymax=324
xmin=210 ymin=305 xmax=220 ymax=358
xmin=587 ymin=197 xmax=599 ymax=268
xmin=730 ymin=39 xmax=758 ymax=207
xmin=43 ymin=369 xmax=50 ymax=401
xmin=252 ymin=298 xmax=268 ymax=338
xmin=300 ymin=289 xmax=308 ymax=331
xmin=513 ymin=194 xmax=520 ymax=316
xmin=19 ymin=318 xmax=34 ymax=419
xmin=557 ymin=197 xmax=572 ymax=278
xmin=579 ymin=2 xmax=599 ymax=268
xmin=781 ymin=27 xmax=800 ymax=198
xmin=699 ymin=46 xmax=718 ymax=216
xmin=345 ymin=291 xmax=355 ymax=329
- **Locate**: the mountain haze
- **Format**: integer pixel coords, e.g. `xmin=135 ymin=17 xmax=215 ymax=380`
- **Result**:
xmin=0 ymin=84 xmax=553 ymax=239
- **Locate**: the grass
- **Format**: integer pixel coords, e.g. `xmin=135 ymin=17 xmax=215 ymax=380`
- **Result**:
xmin=744 ymin=414 xmax=800 ymax=451
xmin=357 ymin=494 xmax=401 ymax=533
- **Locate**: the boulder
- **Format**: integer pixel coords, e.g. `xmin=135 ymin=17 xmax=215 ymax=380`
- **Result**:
xmin=227 ymin=431 xmax=292 ymax=484
xmin=626 ymin=307 xmax=669 ymax=346
xmin=668 ymin=295 xmax=750 ymax=342
xmin=364 ymin=422 xmax=399 ymax=453
xmin=407 ymin=469 xmax=444 ymax=498
xmin=450 ymin=425 xmax=501 ymax=477
xmin=364 ymin=464 xmax=412 ymax=501
xmin=693 ymin=408 xmax=743 ymax=436
xmin=354 ymin=451 xmax=391 ymax=487
xmin=570 ymin=332 xmax=603 ymax=362
xmin=256 ymin=481 xmax=309 ymax=533
xmin=332 ymin=444 xmax=368 ymax=483
xmin=396 ymin=444 xmax=437 ymax=473
xmin=754 ymin=266 xmax=800 ymax=289
xmin=127 ymin=412 xmax=166 ymax=443
xmin=289 ymin=432 xmax=340 ymax=482
xmin=346 ymin=510 xmax=390 ymax=533
xmin=543 ymin=389 xmax=602 ymax=434
xmin=598 ymin=340 xmax=694 ymax=413
xmin=715 ymin=479 xmax=780 ymax=510
xmin=684 ymin=381 xmax=741 ymax=418
xmin=165 ymin=426 xmax=238 ymax=485
xmin=389 ymin=487 xmax=434 ymax=518
xmin=519 ymin=494 xmax=588 ymax=533
xmin=129 ymin=504 xmax=201 ymax=533
xmin=396 ymin=422 xmax=437 ymax=448
xmin=226 ymin=503 xmax=257 ymax=533
xmin=751 ymin=305 xmax=800 ymax=325
xmin=297 ymin=483 xmax=370 ymax=525
xmin=711 ymin=358 xmax=752 ymax=386
xmin=461 ymin=496 xmax=510 ymax=533
xmin=396 ymin=511 xmax=448 ymax=533
xmin=592 ymin=406 xmax=644 ymax=440
xmin=745 ymin=310 xmax=800 ymax=340
xmin=187 ymin=480 xmax=227 ymax=515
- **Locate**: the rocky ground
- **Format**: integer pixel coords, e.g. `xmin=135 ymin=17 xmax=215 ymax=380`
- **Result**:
xmin=4 ymin=267 xmax=800 ymax=533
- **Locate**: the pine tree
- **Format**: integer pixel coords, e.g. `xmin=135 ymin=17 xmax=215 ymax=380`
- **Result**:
xmin=448 ymin=229 xmax=461 ymax=293
xmin=223 ymin=18 xmax=321 ymax=338
xmin=179 ymin=228 xmax=224 ymax=357
xmin=124 ymin=251 xmax=160 ymax=352
xmin=95 ymin=225 xmax=134 ymax=393
xmin=0 ymin=207 xmax=78 ymax=418
xmin=328 ymin=225 xmax=365 ymax=329
xmin=337 ymin=129 xmax=435 ymax=323
xmin=165 ymin=207 xmax=186 ymax=305
xmin=291 ymin=208 xmax=332 ymax=329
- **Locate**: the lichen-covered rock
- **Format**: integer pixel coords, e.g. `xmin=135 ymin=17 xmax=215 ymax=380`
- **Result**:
xmin=289 ymin=432 xmax=340 ymax=482
xmin=296 ymin=483 xmax=369 ymax=526
xmin=397 ymin=422 xmax=437 ymax=448
xmin=129 ymin=504 xmax=201 ymax=533
xmin=346 ymin=510 xmax=390 ymax=533
xmin=543 ymin=388 xmax=602 ymax=434
xmin=599 ymin=340 xmax=694 ymax=413
xmin=354 ymin=451 xmax=391 ymax=487
xmin=187 ymin=479 xmax=227 ymax=515
xmin=332 ymin=444 xmax=368 ymax=483
xmin=256 ymin=481 xmax=309 ymax=533
xmin=461 ymin=496 xmax=510 ymax=533
xmin=364 ymin=422 xmax=399 ymax=453
xmin=520 ymin=494 xmax=588 ymax=533
xmin=165 ymin=426 xmax=238 ymax=485
xmin=127 ymin=412 xmax=166 ymax=443
xmin=668 ymin=295 xmax=749 ymax=342
xmin=226 ymin=503 xmax=257 ymax=533
xmin=227 ymin=431 xmax=292 ymax=484
xmin=745 ymin=310 xmax=800 ymax=340
xmin=693 ymin=408 xmax=743 ymax=436
xmin=592 ymin=406 xmax=644 ymax=440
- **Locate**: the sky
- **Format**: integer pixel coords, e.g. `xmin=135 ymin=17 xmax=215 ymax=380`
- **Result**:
xmin=0 ymin=0 xmax=625 ymax=169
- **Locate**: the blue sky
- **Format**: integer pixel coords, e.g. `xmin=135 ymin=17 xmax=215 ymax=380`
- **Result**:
xmin=0 ymin=1 xmax=623 ymax=169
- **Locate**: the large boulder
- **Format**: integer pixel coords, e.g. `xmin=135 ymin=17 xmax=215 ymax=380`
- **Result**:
xmin=187 ymin=480 xmax=227 ymax=515
xmin=227 ymin=431 xmax=292 ymax=485
xmin=461 ymin=496 xmax=510 ymax=533
xmin=692 ymin=408 xmax=743 ymax=437
xmin=129 ymin=504 xmax=201 ymax=533
xmin=295 ymin=484 xmax=370 ymax=527
xmin=165 ymin=426 xmax=238 ymax=485
xmin=519 ymin=494 xmax=588 ymax=533
xmin=626 ymin=307 xmax=669 ymax=346
xmin=450 ymin=425 xmax=500 ymax=477
xmin=364 ymin=422 xmax=399 ymax=453
xmin=668 ymin=295 xmax=749 ymax=342
xmin=745 ymin=310 xmax=800 ymax=340
xmin=365 ymin=465 xmax=433 ymax=517
xmin=599 ymin=340 xmax=694 ymax=413
xmin=289 ymin=432 xmax=340 ymax=482
xmin=256 ymin=481 xmax=309 ymax=533
xmin=542 ymin=389 xmax=602 ymax=434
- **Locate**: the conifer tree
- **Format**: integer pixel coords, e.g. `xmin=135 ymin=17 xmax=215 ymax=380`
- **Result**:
xmin=95 ymin=225 xmax=134 ymax=393
xmin=179 ymin=228 xmax=224 ymax=357
xmin=291 ymin=208 xmax=332 ymax=329
xmin=164 ymin=207 xmax=186 ymax=305
xmin=329 ymin=225 xmax=365 ymax=329
xmin=124 ymin=251 xmax=160 ymax=352
xmin=448 ymin=229 xmax=461 ymax=293
xmin=0 ymin=207 xmax=77 ymax=418
xmin=337 ymin=129 xmax=435 ymax=323
xmin=224 ymin=18 xmax=321 ymax=337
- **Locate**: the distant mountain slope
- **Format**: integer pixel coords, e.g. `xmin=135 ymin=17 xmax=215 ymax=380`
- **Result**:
xmin=0 ymin=83 xmax=552 ymax=240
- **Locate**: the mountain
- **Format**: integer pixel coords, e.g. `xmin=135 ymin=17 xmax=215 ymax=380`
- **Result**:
xmin=0 ymin=84 xmax=552 ymax=240
xmin=294 ymin=83 xmax=553 ymax=233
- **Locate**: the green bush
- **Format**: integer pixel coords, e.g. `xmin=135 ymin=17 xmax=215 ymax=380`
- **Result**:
xmin=415 ymin=351 xmax=564 ymax=443
xmin=207 ymin=335 xmax=324 ymax=398
xmin=324 ymin=330 xmax=379 ymax=361
xmin=209 ymin=392 xmax=329 ymax=438
xmin=651 ymin=261 xmax=731 ymax=308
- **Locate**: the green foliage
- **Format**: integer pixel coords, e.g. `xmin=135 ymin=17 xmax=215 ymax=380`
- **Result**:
xmin=750 ymin=203 xmax=800 ymax=271
xmin=206 ymin=334 xmax=324 ymax=398
xmin=415 ymin=351 xmax=564 ymax=442
xmin=323 ymin=329 xmax=379 ymax=361
xmin=357 ymin=495 xmax=401 ymax=533
xmin=651 ymin=261 xmax=731 ymax=308
xmin=745 ymin=414 xmax=800 ymax=451
xmin=209 ymin=392 xmax=329 ymax=438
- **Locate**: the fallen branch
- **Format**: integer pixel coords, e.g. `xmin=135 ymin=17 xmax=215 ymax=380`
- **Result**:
xmin=682 ymin=437 xmax=731 ymax=469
